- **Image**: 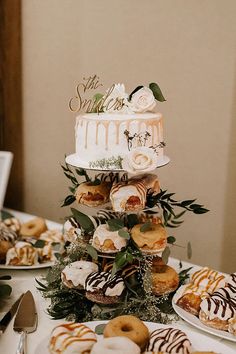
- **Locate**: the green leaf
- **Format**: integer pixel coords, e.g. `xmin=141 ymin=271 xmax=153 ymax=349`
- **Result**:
xmin=0 ymin=284 xmax=12 ymax=298
xmin=189 ymin=204 xmax=203 ymax=209
xmin=167 ymin=236 xmax=176 ymax=244
xmin=149 ymin=82 xmax=166 ymax=102
xmin=75 ymin=168 xmax=90 ymax=182
xmin=71 ymin=208 xmax=94 ymax=232
xmin=86 ymin=244 xmax=98 ymax=261
xmin=89 ymin=178 xmax=101 ymax=186
xmin=93 ymin=93 xmax=104 ymax=103
xmin=174 ymin=210 xmax=186 ymax=219
xmin=34 ymin=240 xmax=46 ymax=248
xmin=180 ymin=199 xmax=196 ymax=207
xmin=162 ymin=246 xmax=171 ymax=264
xmin=118 ymin=229 xmax=130 ymax=239
xmin=61 ymin=195 xmax=76 ymax=207
xmin=95 ymin=323 xmax=106 ymax=335
xmin=193 ymin=208 xmax=209 ymax=214
xmin=127 ymin=214 xmax=139 ymax=228
xmin=140 ymin=222 xmax=152 ymax=232
xmin=107 ymin=219 xmax=124 ymax=231
xmin=64 ymin=172 xmax=78 ymax=185
xmin=0 ymin=210 xmax=14 ymax=220
xmin=187 ymin=241 xmax=192 ymax=259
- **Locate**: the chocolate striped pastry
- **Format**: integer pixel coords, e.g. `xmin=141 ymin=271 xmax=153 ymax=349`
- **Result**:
xmin=85 ymin=271 xmax=125 ymax=304
xmin=176 ymin=267 xmax=226 ymax=316
xmin=147 ymin=327 xmax=192 ymax=354
xmin=110 ymin=180 xmax=147 ymax=212
xmin=0 ymin=225 xmax=19 ymax=263
xmin=0 ymin=217 xmax=21 ymax=234
xmin=199 ymin=280 xmax=236 ymax=331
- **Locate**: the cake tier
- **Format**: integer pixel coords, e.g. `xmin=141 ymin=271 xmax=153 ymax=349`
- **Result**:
xmin=68 ymin=112 xmax=165 ymax=169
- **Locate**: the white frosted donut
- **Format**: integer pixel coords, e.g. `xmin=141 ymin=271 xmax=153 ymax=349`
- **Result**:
xmin=61 ymin=261 xmax=99 ymax=288
xmin=92 ymin=224 xmax=127 ymax=253
xmin=91 ymin=337 xmax=140 ymax=354
xmin=49 ymin=322 xmax=97 ymax=354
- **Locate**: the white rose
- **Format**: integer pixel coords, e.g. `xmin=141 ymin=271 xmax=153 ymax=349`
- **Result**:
xmin=129 ymin=86 xmax=156 ymax=113
xmin=122 ymin=147 xmax=158 ymax=175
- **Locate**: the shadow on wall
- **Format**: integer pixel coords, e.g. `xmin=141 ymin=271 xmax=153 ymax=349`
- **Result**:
xmin=221 ymin=67 xmax=236 ymax=273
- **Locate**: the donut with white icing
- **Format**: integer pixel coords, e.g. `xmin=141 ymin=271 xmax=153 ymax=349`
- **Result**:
xmin=91 ymin=337 xmax=140 ymax=354
xmin=85 ymin=271 xmax=125 ymax=304
xmin=92 ymin=224 xmax=127 ymax=253
xmin=61 ymin=261 xmax=99 ymax=289
xmin=147 ymin=327 xmax=192 ymax=354
xmin=49 ymin=322 xmax=97 ymax=354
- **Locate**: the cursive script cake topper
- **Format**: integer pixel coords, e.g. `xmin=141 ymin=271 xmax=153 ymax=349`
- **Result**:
xmin=69 ymin=74 xmax=125 ymax=113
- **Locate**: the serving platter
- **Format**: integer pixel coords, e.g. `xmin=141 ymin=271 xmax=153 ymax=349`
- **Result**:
xmin=34 ymin=320 xmax=235 ymax=354
xmin=0 ymin=262 xmax=54 ymax=270
xmin=172 ymin=286 xmax=236 ymax=343
xmin=65 ymin=153 xmax=170 ymax=170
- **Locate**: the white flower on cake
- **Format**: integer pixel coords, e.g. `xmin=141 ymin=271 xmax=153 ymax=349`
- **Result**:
xmin=103 ymin=83 xmax=129 ymax=113
xmin=122 ymin=146 xmax=158 ymax=174
xmin=129 ymin=86 xmax=156 ymax=113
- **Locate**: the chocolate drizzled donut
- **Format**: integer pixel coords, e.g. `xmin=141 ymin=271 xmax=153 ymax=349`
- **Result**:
xmin=147 ymin=327 xmax=192 ymax=354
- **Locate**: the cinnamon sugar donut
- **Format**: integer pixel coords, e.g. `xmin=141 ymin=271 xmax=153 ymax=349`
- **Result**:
xmin=49 ymin=322 xmax=97 ymax=354
xmin=131 ymin=223 xmax=167 ymax=254
xmin=20 ymin=217 xmax=47 ymax=238
xmin=151 ymin=264 xmax=179 ymax=295
xmin=103 ymin=315 xmax=149 ymax=351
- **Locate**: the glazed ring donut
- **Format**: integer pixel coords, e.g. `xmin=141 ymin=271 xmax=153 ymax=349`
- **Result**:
xmin=103 ymin=315 xmax=149 ymax=351
xmin=49 ymin=322 xmax=97 ymax=354
xmin=91 ymin=337 xmax=140 ymax=354
xmin=20 ymin=217 xmax=47 ymax=238
xmin=151 ymin=264 xmax=179 ymax=295
xmin=131 ymin=223 xmax=167 ymax=254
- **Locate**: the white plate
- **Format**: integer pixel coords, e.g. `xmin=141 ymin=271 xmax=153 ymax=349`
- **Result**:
xmin=34 ymin=320 xmax=235 ymax=354
xmin=66 ymin=153 xmax=170 ymax=170
xmin=0 ymin=210 xmax=63 ymax=270
xmin=0 ymin=262 xmax=54 ymax=270
xmin=172 ymin=288 xmax=236 ymax=343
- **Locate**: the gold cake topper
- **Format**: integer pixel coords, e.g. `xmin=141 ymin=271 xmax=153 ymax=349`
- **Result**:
xmin=69 ymin=75 xmax=124 ymax=113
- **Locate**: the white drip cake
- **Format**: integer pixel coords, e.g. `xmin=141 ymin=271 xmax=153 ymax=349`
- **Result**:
xmin=66 ymin=80 xmax=169 ymax=172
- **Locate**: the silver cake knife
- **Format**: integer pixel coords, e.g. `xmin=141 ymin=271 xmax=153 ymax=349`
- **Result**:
xmin=0 ymin=294 xmax=24 ymax=334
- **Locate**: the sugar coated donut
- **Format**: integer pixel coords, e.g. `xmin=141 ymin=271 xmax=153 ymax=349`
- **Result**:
xmin=20 ymin=217 xmax=47 ymax=238
xmin=91 ymin=337 xmax=140 ymax=354
xmin=49 ymin=322 xmax=97 ymax=354
xmin=151 ymin=264 xmax=179 ymax=295
xmin=103 ymin=315 xmax=149 ymax=351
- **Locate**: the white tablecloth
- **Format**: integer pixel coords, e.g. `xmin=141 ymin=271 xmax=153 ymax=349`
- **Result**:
xmin=0 ymin=210 xmax=235 ymax=353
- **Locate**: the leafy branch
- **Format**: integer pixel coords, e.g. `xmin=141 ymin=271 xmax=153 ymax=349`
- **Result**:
xmin=146 ymin=189 xmax=209 ymax=228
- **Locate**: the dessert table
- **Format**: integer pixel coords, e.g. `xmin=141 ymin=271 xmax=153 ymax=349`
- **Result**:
xmin=0 ymin=210 xmax=235 ymax=353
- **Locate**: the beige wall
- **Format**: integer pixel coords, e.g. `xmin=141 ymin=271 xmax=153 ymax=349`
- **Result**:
xmin=22 ymin=0 xmax=236 ymax=273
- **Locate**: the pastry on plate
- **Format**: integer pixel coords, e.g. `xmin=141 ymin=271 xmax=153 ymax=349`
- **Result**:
xmin=75 ymin=181 xmax=111 ymax=207
xmin=92 ymin=224 xmax=128 ymax=253
xmin=1 ymin=217 xmax=21 ymax=234
xmin=61 ymin=260 xmax=99 ymax=289
xmin=20 ymin=217 xmax=48 ymax=238
xmin=131 ymin=223 xmax=167 ymax=254
xmin=6 ymin=241 xmax=38 ymax=266
xmin=85 ymin=271 xmax=125 ymax=304
xmin=0 ymin=225 xmax=18 ymax=263
xmin=110 ymin=180 xmax=147 ymax=212
xmin=151 ymin=264 xmax=179 ymax=295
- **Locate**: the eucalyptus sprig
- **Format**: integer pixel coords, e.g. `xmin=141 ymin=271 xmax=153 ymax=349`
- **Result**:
xmin=146 ymin=190 xmax=209 ymax=228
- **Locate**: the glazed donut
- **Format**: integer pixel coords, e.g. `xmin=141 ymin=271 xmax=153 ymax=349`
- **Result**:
xmin=49 ymin=322 xmax=97 ymax=354
xmin=75 ymin=181 xmax=111 ymax=207
xmin=91 ymin=337 xmax=140 ymax=354
xmin=151 ymin=264 xmax=179 ymax=295
xmin=61 ymin=261 xmax=99 ymax=289
xmin=131 ymin=223 xmax=167 ymax=254
xmin=20 ymin=217 xmax=47 ymax=238
xmin=103 ymin=315 xmax=149 ymax=351
xmin=92 ymin=224 xmax=128 ymax=253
